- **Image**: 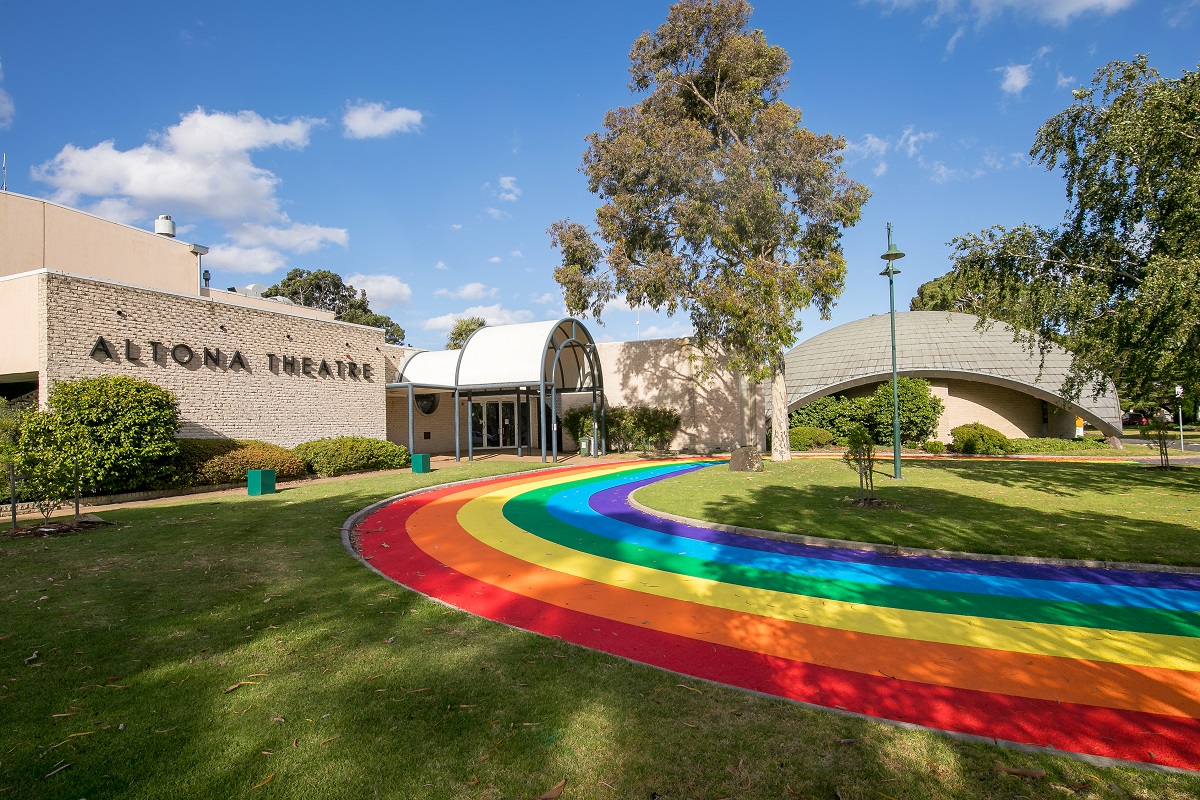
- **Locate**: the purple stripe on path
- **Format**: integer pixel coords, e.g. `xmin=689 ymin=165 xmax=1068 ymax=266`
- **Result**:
xmin=590 ymin=474 xmax=1200 ymax=592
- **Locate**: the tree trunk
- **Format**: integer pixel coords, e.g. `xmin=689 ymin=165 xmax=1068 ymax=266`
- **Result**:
xmin=770 ymin=365 xmax=791 ymax=462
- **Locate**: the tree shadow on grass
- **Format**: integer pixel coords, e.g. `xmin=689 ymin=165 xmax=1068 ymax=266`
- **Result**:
xmin=921 ymin=458 xmax=1200 ymax=498
xmin=666 ymin=463 xmax=1200 ymax=566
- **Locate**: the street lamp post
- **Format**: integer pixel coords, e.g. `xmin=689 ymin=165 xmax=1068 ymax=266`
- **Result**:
xmin=880 ymin=223 xmax=905 ymax=480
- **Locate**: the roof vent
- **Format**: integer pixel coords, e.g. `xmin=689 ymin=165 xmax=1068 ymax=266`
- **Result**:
xmin=154 ymin=215 xmax=176 ymax=238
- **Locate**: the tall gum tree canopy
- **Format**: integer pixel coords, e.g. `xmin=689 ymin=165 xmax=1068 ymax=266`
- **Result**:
xmin=549 ymin=0 xmax=869 ymax=461
xmin=945 ymin=56 xmax=1200 ymax=406
xmin=264 ymin=268 xmax=406 ymax=344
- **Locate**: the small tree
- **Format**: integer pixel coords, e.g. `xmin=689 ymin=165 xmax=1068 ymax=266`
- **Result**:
xmin=1140 ymin=418 xmax=1173 ymax=469
xmin=842 ymin=424 xmax=877 ymax=502
xmin=16 ymin=410 xmax=78 ymax=522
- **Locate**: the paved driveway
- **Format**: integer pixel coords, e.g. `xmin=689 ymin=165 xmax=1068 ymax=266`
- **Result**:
xmin=353 ymin=459 xmax=1200 ymax=771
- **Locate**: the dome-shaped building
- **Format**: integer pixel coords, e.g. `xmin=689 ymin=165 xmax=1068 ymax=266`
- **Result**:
xmin=782 ymin=311 xmax=1122 ymax=440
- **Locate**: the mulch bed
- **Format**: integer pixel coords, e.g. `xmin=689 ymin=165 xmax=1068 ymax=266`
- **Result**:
xmin=2 ymin=517 xmax=111 ymax=539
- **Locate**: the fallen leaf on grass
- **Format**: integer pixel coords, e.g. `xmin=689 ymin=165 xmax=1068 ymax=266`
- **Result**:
xmin=538 ymin=778 xmax=567 ymax=799
xmin=465 ymin=777 xmax=478 ymax=786
xmin=39 ymin=761 xmax=74 ymax=781
xmin=223 ymin=680 xmax=260 ymax=693
xmin=319 ymin=735 xmax=340 ymax=746
xmin=994 ymin=766 xmax=1046 ymax=778
xmin=67 ymin=731 xmax=94 ymax=738
xmin=251 ymin=774 xmax=274 ymax=789
xmin=675 ymin=684 xmax=702 ymax=694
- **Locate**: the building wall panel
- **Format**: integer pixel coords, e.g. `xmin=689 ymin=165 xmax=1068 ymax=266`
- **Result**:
xmin=44 ymin=273 xmax=394 ymax=447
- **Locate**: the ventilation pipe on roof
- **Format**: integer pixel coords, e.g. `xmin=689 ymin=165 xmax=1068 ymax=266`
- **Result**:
xmin=154 ymin=215 xmax=176 ymax=238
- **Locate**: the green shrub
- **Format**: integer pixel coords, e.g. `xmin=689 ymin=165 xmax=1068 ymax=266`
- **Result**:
xmin=25 ymin=376 xmax=180 ymax=494
xmin=790 ymin=379 xmax=943 ymax=447
xmin=173 ymin=439 xmax=308 ymax=487
xmin=789 ymin=395 xmax=872 ymax=445
xmin=865 ymin=378 xmax=945 ymax=445
xmin=293 ymin=436 xmax=410 ymax=477
xmin=630 ymin=405 xmax=682 ymax=451
xmin=1005 ymin=437 xmax=1111 ymax=454
xmin=948 ymin=423 xmax=1011 ymax=455
xmin=600 ymin=404 xmax=680 ymax=453
xmin=922 ymin=440 xmax=946 ymax=454
xmin=789 ymin=426 xmax=834 ymax=451
xmin=562 ymin=405 xmax=600 ymax=450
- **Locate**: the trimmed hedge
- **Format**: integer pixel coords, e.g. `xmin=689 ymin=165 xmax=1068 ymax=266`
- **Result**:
xmin=948 ymin=423 xmax=1011 ymax=455
xmin=293 ymin=437 xmax=410 ymax=477
xmin=1005 ymin=437 xmax=1112 ymax=454
xmin=789 ymin=426 xmax=834 ymax=451
xmin=173 ymin=439 xmax=308 ymax=487
xmin=922 ymin=440 xmax=946 ymax=454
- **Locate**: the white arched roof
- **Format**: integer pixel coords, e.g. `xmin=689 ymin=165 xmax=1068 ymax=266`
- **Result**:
xmin=393 ymin=318 xmax=600 ymax=391
xmin=782 ymin=311 xmax=1122 ymax=437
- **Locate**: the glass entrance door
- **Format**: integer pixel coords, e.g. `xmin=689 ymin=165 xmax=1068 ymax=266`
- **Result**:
xmin=477 ymin=399 xmax=518 ymax=449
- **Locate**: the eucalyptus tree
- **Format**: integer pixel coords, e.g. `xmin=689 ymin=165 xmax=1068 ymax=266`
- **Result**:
xmin=549 ymin=0 xmax=869 ymax=460
xmin=946 ymin=56 xmax=1200 ymax=405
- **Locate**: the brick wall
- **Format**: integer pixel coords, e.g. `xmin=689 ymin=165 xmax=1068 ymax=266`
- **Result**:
xmin=43 ymin=273 xmax=395 ymax=447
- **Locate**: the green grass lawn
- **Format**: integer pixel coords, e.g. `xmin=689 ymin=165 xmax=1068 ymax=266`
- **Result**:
xmin=636 ymin=456 xmax=1200 ymax=567
xmin=3 ymin=459 xmax=1200 ymax=799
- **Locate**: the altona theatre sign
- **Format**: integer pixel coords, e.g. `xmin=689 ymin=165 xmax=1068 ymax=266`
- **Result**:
xmin=89 ymin=336 xmax=376 ymax=381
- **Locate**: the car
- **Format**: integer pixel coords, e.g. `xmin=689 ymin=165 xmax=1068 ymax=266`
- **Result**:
xmin=1123 ymin=411 xmax=1149 ymax=426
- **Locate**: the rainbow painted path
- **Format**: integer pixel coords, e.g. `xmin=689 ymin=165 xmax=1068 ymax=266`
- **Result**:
xmin=354 ymin=459 xmax=1200 ymax=770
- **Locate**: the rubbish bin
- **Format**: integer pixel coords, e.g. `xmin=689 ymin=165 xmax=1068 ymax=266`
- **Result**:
xmin=411 ymin=453 xmax=431 ymax=474
xmin=579 ymin=435 xmax=593 ymax=457
xmin=247 ymin=469 xmax=276 ymax=496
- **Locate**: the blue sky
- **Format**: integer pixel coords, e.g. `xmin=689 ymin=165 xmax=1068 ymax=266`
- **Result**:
xmin=1 ymin=0 xmax=1196 ymax=350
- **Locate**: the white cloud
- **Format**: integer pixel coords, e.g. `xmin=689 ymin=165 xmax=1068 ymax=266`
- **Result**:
xmin=484 ymin=207 xmax=508 ymax=220
xmin=342 ymin=101 xmax=423 ymax=139
xmin=435 ymin=282 xmax=497 ymax=300
xmin=844 ymin=133 xmax=891 ymax=176
xmin=532 ymin=292 xmax=558 ymax=305
xmin=982 ymin=150 xmax=1029 ymax=170
xmin=510 ymin=249 xmax=524 ymax=258
xmin=1056 ymin=70 xmax=1077 ymax=89
xmin=897 ymin=126 xmax=937 ymax=157
xmin=872 ymin=162 xmax=889 ymax=177
xmin=435 ymin=260 xmax=449 ymax=270
xmin=450 ymin=223 xmax=463 ymax=230
xmin=84 ymin=197 xmax=142 ymax=225
xmin=422 ymin=304 xmax=534 ymax=331
xmin=487 ymin=256 xmax=502 ymax=263
xmin=204 ymin=245 xmax=287 ymax=274
xmin=997 ymin=63 xmax=1033 ymax=95
xmin=345 ymin=272 xmax=412 ymax=308
xmin=642 ymin=321 xmax=695 ymax=339
xmin=228 ymin=218 xmax=348 ymax=253
xmin=866 ymin=0 xmax=1134 ymax=24
xmin=30 ymin=107 xmax=353 ymax=278
xmin=34 ymin=108 xmax=321 ymax=223
xmin=944 ymin=24 xmax=966 ymax=54
xmin=0 ymin=58 xmax=12 ymax=127
xmin=498 ymin=175 xmax=521 ymax=202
